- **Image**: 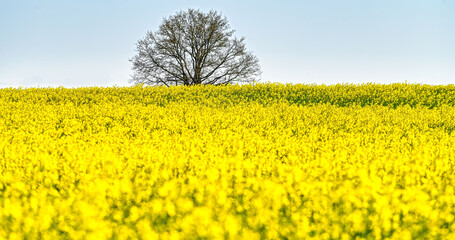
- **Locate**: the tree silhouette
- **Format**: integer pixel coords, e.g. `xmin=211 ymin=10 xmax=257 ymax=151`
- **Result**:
xmin=130 ymin=9 xmax=261 ymax=86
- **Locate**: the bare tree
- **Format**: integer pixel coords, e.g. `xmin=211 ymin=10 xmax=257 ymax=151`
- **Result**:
xmin=130 ymin=9 xmax=261 ymax=86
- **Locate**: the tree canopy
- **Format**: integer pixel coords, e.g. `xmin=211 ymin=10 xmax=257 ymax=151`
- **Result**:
xmin=130 ymin=9 xmax=261 ymax=86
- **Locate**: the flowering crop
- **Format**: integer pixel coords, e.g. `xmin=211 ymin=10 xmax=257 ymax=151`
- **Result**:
xmin=0 ymin=83 xmax=455 ymax=239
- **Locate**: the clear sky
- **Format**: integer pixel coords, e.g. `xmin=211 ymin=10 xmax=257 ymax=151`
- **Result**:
xmin=0 ymin=0 xmax=454 ymax=88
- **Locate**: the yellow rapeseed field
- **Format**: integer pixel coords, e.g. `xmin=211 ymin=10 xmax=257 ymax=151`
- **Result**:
xmin=1 ymin=83 xmax=455 ymax=239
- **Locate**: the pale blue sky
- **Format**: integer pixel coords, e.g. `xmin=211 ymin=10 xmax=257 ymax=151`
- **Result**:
xmin=0 ymin=0 xmax=454 ymax=88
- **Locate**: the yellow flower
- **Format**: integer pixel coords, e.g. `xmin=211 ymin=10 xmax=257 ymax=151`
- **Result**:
xmin=1 ymin=83 xmax=454 ymax=239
